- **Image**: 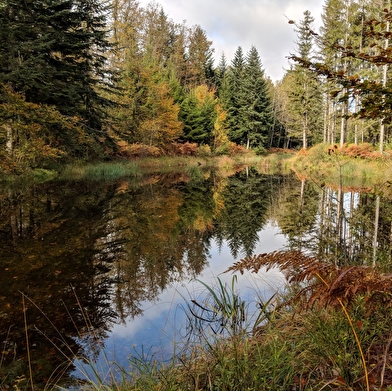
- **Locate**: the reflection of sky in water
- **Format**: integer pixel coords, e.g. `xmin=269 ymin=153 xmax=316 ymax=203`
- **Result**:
xmin=75 ymin=222 xmax=287 ymax=380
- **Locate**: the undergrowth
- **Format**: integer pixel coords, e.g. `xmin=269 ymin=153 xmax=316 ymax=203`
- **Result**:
xmin=7 ymin=249 xmax=392 ymax=390
xmin=290 ymin=143 xmax=392 ymax=189
xmin=95 ymin=251 xmax=392 ymax=391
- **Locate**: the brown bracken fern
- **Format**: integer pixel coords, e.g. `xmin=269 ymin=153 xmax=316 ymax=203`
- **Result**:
xmin=226 ymin=250 xmax=392 ymax=391
xmin=225 ymin=250 xmax=392 ymax=311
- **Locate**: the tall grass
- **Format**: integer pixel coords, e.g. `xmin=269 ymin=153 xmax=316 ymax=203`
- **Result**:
xmin=289 ymin=143 xmax=392 ymax=189
xmin=59 ymin=161 xmax=141 ymax=181
xmin=14 ymin=262 xmax=392 ymax=391
xmin=81 ymin=255 xmax=392 ymax=391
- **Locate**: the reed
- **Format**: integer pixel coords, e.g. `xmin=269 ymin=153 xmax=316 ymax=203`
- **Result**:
xmin=59 ymin=161 xmax=141 ymax=181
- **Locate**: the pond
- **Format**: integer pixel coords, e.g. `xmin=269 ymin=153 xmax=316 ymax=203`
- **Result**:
xmin=0 ymin=166 xmax=391 ymax=389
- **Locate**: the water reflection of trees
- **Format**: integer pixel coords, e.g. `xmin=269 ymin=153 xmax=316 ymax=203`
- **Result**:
xmin=107 ymin=175 xmax=214 ymax=321
xmin=0 ymin=182 xmax=119 ymax=389
xmin=213 ymin=168 xmax=273 ymax=258
xmin=4 ymin=170 xmax=351 ymax=388
xmin=273 ymin=177 xmax=392 ymax=268
xmin=0 ymin=170 xmax=281 ymax=388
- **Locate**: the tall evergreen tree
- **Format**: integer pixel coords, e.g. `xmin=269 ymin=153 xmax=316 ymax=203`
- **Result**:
xmin=215 ymin=53 xmax=231 ymax=116
xmin=215 ymin=53 xmax=228 ymax=92
xmin=185 ymin=25 xmax=215 ymax=87
xmin=242 ymin=46 xmax=273 ymax=148
xmin=287 ymin=11 xmax=323 ymax=149
xmin=0 ymin=0 xmax=116 ymax=147
xmin=226 ymin=46 xmax=247 ymax=144
xmin=226 ymin=46 xmax=272 ymax=149
xmin=180 ymin=85 xmax=217 ymax=145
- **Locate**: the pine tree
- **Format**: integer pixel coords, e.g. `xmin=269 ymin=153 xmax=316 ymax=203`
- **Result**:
xmin=215 ymin=53 xmax=228 ymax=92
xmin=180 ymin=85 xmax=217 ymax=145
xmin=291 ymin=0 xmax=392 ymax=147
xmin=215 ymin=53 xmax=231 ymax=112
xmin=185 ymin=25 xmax=215 ymax=87
xmin=242 ymin=46 xmax=273 ymax=149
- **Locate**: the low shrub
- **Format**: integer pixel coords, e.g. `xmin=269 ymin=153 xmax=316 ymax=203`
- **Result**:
xmin=228 ymin=142 xmax=248 ymax=156
xmin=117 ymin=142 xmax=162 ymax=158
xmin=253 ymin=146 xmax=267 ymax=155
xmin=196 ymin=144 xmax=212 ymax=157
xmin=164 ymin=142 xmax=199 ymax=156
xmin=340 ymin=143 xmax=374 ymax=158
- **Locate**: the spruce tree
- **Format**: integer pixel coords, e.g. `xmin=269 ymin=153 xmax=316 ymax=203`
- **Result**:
xmin=215 ymin=53 xmax=231 ymax=121
xmin=242 ymin=46 xmax=273 ymax=149
xmin=185 ymin=25 xmax=215 ymax=87
xmin=0 ymin=0 xmax=116 ymax=149
xmin=226 ymin=46 xmax=272 ymax=149
xmin=180 ymin=85 xmax=217 ymax=145
xmin=226 ymin=46 xmax=247 ymax=145
xmin=215 ymin=53 xmax=228 ymax=92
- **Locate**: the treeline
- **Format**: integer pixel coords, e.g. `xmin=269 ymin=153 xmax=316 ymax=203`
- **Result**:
xmin=0 ymin=0 xmax=273 ymax=173
xmin=1 ymin=0 xmax=392 ymax=173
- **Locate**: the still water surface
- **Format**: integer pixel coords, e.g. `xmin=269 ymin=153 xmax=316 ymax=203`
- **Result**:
xmin=0 ymin=166 xmax=390 ymax=388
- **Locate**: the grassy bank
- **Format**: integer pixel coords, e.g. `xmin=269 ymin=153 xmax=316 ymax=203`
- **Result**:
xmin=74 ymin=252 xmax=392 ymax=391
xmin=286 ymin=143 xmax=392 ymax=191
xmin=1 ymin=143 xmax=391 ymax=188
xmin=0 ymin=153 xmax=267 ymax=185
xmin=58 ymin=154 xmax=268 ymax=181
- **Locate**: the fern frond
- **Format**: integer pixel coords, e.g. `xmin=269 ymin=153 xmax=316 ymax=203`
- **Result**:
xmin=225 ymin=250 xmax=392 ymax=312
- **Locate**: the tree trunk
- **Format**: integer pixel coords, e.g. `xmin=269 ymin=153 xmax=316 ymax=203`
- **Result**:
xmin=339 ymin=1 xmax=349 ymax=148
xmin=323 ymin=96 xmax=329 ymax=143
xmin=380 ymin=1 xmax=390 ymax=154
xmin=339 ymin=100 xmax=347 ymax=147
xmin=5 ymin=122 xmax=13 ymax=155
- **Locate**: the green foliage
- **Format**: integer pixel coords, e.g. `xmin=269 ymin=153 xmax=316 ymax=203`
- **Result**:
xmin=281 ymin=11 xmax=324 ymax=149
xmin=291 ymin=1 xmax=392 ymax=131
xmin=225 ymin=46 xmax=273 ymax=149
xmin=0 ymin=86 xmax=89 ymax=173
xmin=0 ymin=0 xmax=117 ymax=139
xmin=189 ymin=276 xmax=248 ymax=336
xmin=214 ymin=168 xmax=271 ymax=258
xmin=180 ymin=85 xmax=217 ymax=146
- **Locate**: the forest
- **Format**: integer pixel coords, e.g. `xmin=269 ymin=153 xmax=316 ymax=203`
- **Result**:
xmin=1 ymin=0 xmax=392 ymax=174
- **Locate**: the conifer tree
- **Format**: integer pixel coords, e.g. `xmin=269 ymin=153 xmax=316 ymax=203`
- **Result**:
xmin=0 ymin=0 xmax=116 ymax=150
xmin=185 ymin=25 xmax=215 ymax=87
xmin=215 ymin=53 xmax=231 ymax=117
xmin=291 ymin=0 xmax=392 ymax=148
xmin=226 ymin=46 xmax=272 ymax=149
xmin=287 ymin=11 xmax=323 ymax=148
xmin=226 ymin=46 xmax=247 ymax=144
xmin=180 ymin=85 xmax=217 ymax=145
xmin=242 ymin=46 xmax=273 ymax=148
xmin=215 ymin=53 xmax=228 ymax=92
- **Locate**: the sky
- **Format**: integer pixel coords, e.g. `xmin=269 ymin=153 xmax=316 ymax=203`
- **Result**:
xmin=137 ymin=0 xmax=325 ymax=82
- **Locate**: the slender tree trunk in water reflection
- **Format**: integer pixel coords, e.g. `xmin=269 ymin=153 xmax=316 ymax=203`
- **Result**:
xmin=373 ymin=195 xmax=380 ymax=267
xmin=299 ymin=178 xmax=306 ymax=251
xmin=335 ymin=187 xmax=344 ymax=265
xmin=348 ymin=192 xmax=355 ymax=261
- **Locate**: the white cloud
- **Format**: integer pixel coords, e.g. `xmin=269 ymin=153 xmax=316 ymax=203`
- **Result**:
xmin=137 ymin=0 xmax=324 ymax=81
